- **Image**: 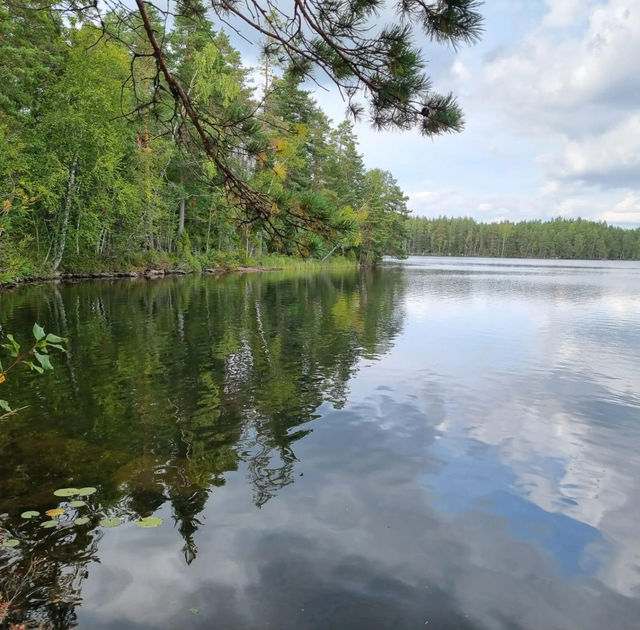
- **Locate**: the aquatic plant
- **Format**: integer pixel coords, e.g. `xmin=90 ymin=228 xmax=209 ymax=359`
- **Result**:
xmin=0 ymin=324 xmax=67 ymax=419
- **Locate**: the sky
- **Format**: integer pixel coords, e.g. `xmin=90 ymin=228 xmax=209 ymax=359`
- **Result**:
xmin=297 ymin=0 xmax=640 ymax=226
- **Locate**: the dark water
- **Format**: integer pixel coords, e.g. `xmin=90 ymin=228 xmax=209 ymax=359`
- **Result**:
xmin=1 ymin=257 xmax=639 ymax=630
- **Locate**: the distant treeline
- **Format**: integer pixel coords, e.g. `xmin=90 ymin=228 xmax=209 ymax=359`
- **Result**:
xmin=406 ymin=217 xmax=640 ymax=260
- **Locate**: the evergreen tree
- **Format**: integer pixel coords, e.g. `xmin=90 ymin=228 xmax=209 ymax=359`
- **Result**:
xmin=358 ymin=169 xmax=410 ymax=264
xmin=405 ymin=216 xmax=640 ymax=260
xmin=0 ymin=1 xmax=446 ymax=279
xmin=44 ymin=0 xmax=484 ymax=237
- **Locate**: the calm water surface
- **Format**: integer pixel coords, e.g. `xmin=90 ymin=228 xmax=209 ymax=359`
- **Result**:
xmin=1 ymin=257 xmax=639 ymax=629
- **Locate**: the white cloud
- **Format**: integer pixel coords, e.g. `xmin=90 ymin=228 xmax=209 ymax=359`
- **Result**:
xmin=487 ymin=0 xmax=640 ymax=122
xmin=243 ymin=0 xmax=640 ymax=226
xmin=451 ymin=59 xmax=471 ymax=84
xmin=549 ymin=115 xmax=640 ymax=186
xmin=484 ymin=0 xmax=640 ymax=192
xmin=601 ymin=193 xmax=640 ymax=223
xmin=406 ymin=177 xmax=640 ymax=227
xmin=542 ymin=0 xmax=599 ymax=28
xmin=412 ymin=0 xmax=640 ymax=225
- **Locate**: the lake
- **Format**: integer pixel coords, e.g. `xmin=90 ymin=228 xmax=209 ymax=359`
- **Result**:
xmin=1 ymin=256 xmax=639 ymax=629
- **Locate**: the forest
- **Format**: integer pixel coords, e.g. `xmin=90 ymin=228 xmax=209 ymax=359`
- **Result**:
xmin=0 ymin=1 xmax=418 ymax=283
xmin=3 ymin=0 xmax=637 ymax=287
xmin=406 ymin=216 xmax=640 ymax=260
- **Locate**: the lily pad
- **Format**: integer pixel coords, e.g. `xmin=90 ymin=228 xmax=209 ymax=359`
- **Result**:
xmin=68 ymin=500 xmax=86 ymax=508
xmin=45 ymin=508 xmax=65 ymax=518
xmin=20 ymin=510 xmax=40 ymax=519
xmin=76 ymin=487 xmax=97 ymax=497
xmin=40 ymin=520 xmax=59 ymax=528
xmin=2 ymin=539 xmax=20 ymax=548
xmin=99 ymin=517 xmax=124 ymax=528
xmin=74 ymin=517 xmax=90 ymax=526
xmin=53 ymin=488 xmax=79 ymax=498
xmin=136 ymin=516 xmax=163 ymax=528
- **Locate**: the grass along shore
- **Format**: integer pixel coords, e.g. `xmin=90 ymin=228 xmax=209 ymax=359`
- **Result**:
xmin=0 ymin=253 xmax=358 ymax=288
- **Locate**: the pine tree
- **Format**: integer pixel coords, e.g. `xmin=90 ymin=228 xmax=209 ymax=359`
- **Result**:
xmin=54 ymin=0 xmax=483 ymax=240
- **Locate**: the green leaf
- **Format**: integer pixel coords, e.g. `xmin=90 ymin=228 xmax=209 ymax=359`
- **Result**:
xmin=21 ymin=510 xmax=40 ymax=519
xmin=136 ymin=516 xmax=163 ymax=528
xmin=40 ymin=520 xmax=59 ymax=528
xmin=6 ymin=334 xmax=20 ymax=352
xmin=68 ymin=500 xmax=86 ymax=508
xmin=76 ymin=487 xmax=97 ymax=496
xmin=2 ymin=539 xmax=20 ymax=547
xmin=33 ymin=323 xmax=45 ymax=341
xmin=0 ymin=400 xmax=10 ymax=412
xmin=75 ymin=517 xmax=90 ymax=526
xmin=45 ymin=333 xmax=66 ymax=343
xmin=53 ymin=488 xmax=79 ymax=497
xmin=100 ymin=517 xmax=124 ymax=528
xmin=25 ymin=361 xmax=44 ymax=374
xmin=46 ymin=343 xmax=66 ymax=353
xmin=34 ymin=351 xmax=53 ymax=371
xmin=3 ymin=334 xmax=19 ymax=357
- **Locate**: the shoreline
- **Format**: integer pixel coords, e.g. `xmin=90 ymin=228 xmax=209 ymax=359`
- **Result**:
xmin=0 ymin=258 xmax=360 ymax=290
xmin=0 ymin=266 xmax=284 ymax=290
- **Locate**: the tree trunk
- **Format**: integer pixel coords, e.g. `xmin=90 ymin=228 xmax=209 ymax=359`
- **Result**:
xmin=178 ymin=196 xmax=185 ymax=235
xmin=205 ymin=204 xmax=213 ymax=252
xmin=178 ymin=167 xmax=186 ymax=236
xmin=321 ymin=244 xmax=339 ymax=262
xmin=52 ymin=153 xmax=78 ymax=272
xmin=76 ymin=202 xmax=81 ymax=255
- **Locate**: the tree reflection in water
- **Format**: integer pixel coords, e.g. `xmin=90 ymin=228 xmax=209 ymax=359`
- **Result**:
xmin=0 ymin=268 xmax=405 ymax=628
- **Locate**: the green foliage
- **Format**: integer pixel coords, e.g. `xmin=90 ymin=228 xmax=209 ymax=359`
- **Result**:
xmin=406 ymin=216 xmax=640 ymax=260
xmin=176 ymin=229 xmax=193 ymax=258
xmin=39 ymin=520 xmax=58 ymax=529
xmin=0 ymin=324 xmax=67 ymax=417
xmin=76 ymin=487 xmax=97 ymax=496
xmin=357 ymin=170 xmax=411 ymax=264
xmin=0 ymin=4 xmax=421 ymax=281
xmin=136 ymin=516 xmax=164 ymax=528
xmin=53 ymin=488 xmax=80 ymax=497
xmin=258 ymin=254 xmax=357 ymax=269
xmin=1 ymin=539 xmax=19 ymax=548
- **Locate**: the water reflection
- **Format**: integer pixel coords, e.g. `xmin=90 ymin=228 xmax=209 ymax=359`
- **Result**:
xmin=0 ymin=269 xmax=405 ymax=628
xmin=1 ymin=258 xmax=640 ymax=630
